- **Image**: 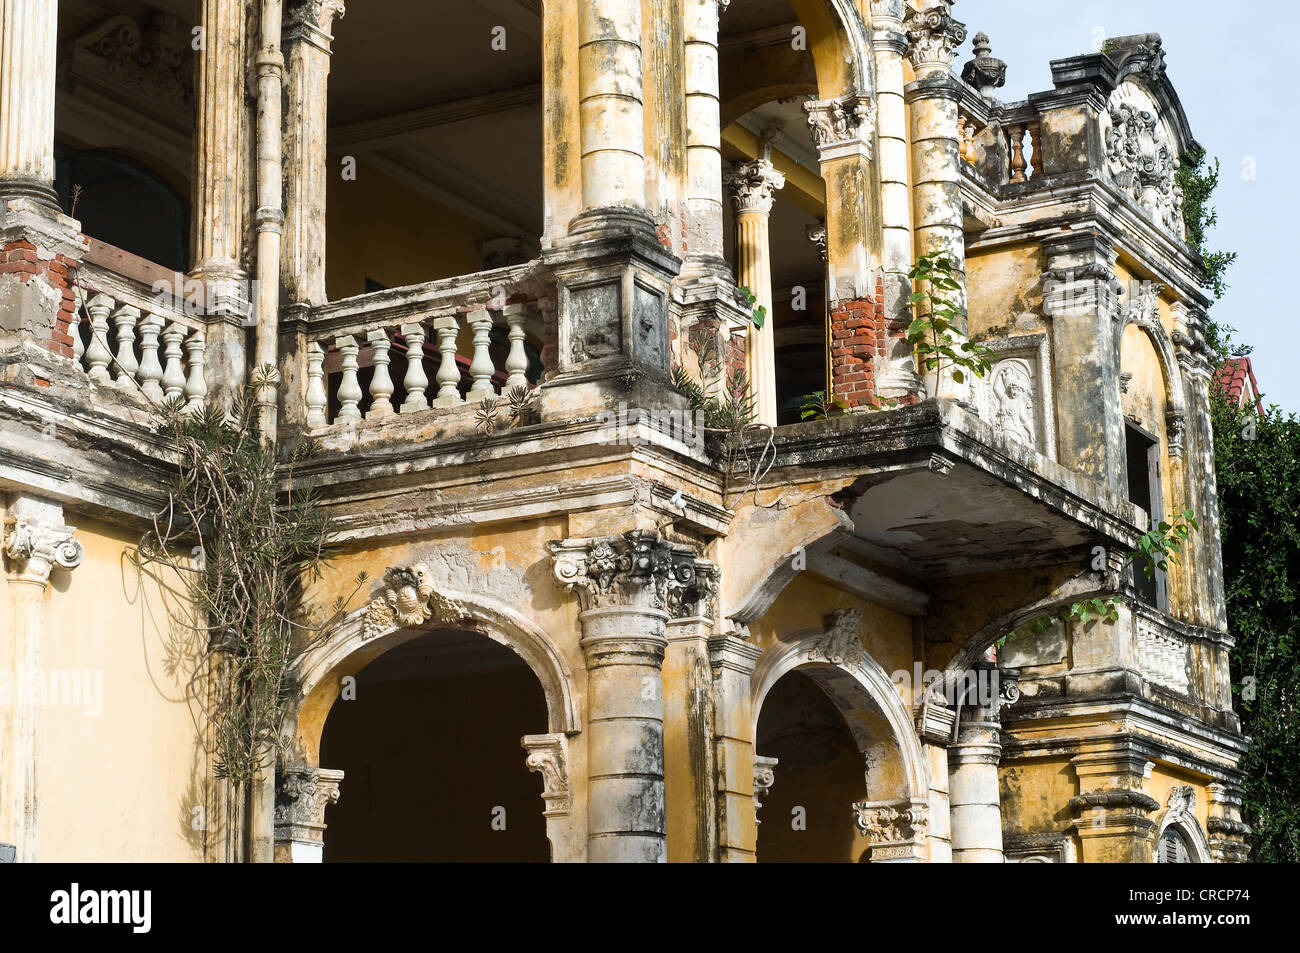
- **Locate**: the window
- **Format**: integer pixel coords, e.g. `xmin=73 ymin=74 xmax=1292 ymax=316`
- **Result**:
xmin=1125 ymin=421 xmax=1167 ymax=609
xmin=1156 ymin=827 xmax=1192 ymax=863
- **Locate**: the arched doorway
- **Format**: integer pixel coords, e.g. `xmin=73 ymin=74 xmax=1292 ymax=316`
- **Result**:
xmin=318 ymin=627 xmax=549 ymax=862
xmin=755 ymin=668 xmax=867 ymax=861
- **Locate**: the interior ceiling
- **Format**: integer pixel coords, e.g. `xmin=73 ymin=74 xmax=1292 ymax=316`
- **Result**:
xmin=359 ymin=628 xmax=532 ymax=683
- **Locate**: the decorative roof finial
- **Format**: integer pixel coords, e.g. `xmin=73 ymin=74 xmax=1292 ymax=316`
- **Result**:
xmin=961 ymin=31 xmax=1007 ymax=102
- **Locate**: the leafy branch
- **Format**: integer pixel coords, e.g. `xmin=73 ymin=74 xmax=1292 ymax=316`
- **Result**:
xmin=907 ymin=254 xmax=995 ymax=397
xmin=999 ymin=509 xmax=1199 ymax=646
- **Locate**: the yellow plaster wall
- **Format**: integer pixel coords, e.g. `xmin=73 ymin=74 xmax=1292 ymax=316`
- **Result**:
xmin=966 ymin=244 xmax=1045 ymax=340
xmin=36 ymin=515 xmax=206 ymax=861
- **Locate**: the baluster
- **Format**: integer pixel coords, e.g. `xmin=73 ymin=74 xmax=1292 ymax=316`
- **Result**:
xmin=137 ymin=315 xmax=165 ymax=401
xmin=184 ymin=329 xmax=207 ymax=413
xmin=366 ymin=328 xmax=394 ymax=418
xmin=1007 ymin=123 xmax=1027 ymax=183
xmin=70 ymin=286 xmax=84 ymax=367
xmin=306 ymin=342 xmax=328 ymax=427
xmin=400 ymin=321 xmax=429 ymax=412
xmin=432 ymin=314 xmax=463 ymax=407
xmin=335 ymin=334 xmax=363 ymax=423
xmin=1028 ymin=121 xmax=1043 ymax=179
xmin=503 ymin=303 xmax=529 ymax=391
xmin=161 ymin=322 xmax=187 ymax=401
xmin=84 ymin=293 xmax=114 ymax=383
xmin=959 ymin=117 xmax=977 ymax=165
xmin=112 ymin=303 xmax=140 ymax=389
xmin=466 ymin=308 xmax=495 ymax=400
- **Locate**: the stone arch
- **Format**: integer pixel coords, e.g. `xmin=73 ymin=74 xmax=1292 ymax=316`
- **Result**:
xmin=1115 ymin=290 xmax=1189 ymax=430
xmin=292 ymin=588 xmax=579 ymax=767
xmin=751 ymin=627 xmax=928 ymax=802
xmin=787 ymin=0 xmax=875 ymax=101
xmin=1153 ymin=786 xmax=1213 ymax=863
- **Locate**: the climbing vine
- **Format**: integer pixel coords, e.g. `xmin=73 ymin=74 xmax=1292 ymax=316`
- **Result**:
xmin=131 ymin=367 xmax=362 ymax=786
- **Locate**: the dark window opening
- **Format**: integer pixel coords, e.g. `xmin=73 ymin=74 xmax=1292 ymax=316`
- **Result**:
xmin=1125 ymin=421 xmax=1167 ymax=609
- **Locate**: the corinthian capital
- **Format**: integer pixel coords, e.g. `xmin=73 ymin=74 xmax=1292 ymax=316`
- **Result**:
xmin=804 ymin=93 xmax=876 ymax=161
xmin=853 ymin=798 xmax=930 ymax=860
xmin=724 ymin=158 xmax=786 ymax=215
xmin=3 ymin=498 xmax=83 ymax=586
xmin=904 ymin=3 xmax=967 ymax=75
xmin=549 ymin=531 xmax=701 ymax=613
xmin=274 ymin=764 xmax=344 ymax=847
xmin=285 ymin=0 xmax=346 ymax=44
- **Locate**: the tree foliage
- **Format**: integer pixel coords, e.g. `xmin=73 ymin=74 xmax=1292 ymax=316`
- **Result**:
xmin=1211 ymin=384 xmax=1300 ymax=862
xmin=1177 ymin=148 xmax=1238 ymax=316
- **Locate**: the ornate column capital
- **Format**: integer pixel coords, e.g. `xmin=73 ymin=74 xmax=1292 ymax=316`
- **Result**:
xmin=904 ymin=4 xmax=967 ymax=76
xmin=724 ymin=158 xmax=786 ymax=216
xmin=853 ymin=798 xmax=930 ymax=861
xmin=285 ymin=0 xmax=346 ymax=48
xmin=522 ymin=733 xmax=572 ymax=817
xmin=273 ymin=764 xmax=343 ymax=851
xmin=753 ymin=755 xmax=778 ymax=823
xmin=3 ymin=498 xmax=83 ymax=587
xmin=803 ymin=93 xmax=876 ymax=161
xmin=806 ymin=222 xmax=828 ymax=263
xmin=549 ymin=531 xmax=703 ymax=614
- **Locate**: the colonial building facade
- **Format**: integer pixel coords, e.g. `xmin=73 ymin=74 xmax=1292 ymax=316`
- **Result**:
xmin=0 ymin=0 xmax=1249 ymax=862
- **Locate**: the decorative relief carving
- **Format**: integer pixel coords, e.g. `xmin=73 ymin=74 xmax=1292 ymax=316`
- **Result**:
xmin=1102 ymin=83 xmax=1185 ymax=239
xmin=569 ymin=284 xmax=622 ymax=365
xmin=285 ymin=0 xmax=347 ymax=35
xmin=724 ymin=158 xmax=786 ymax=215
xmin=753 ymin=755 xmax=778 ymax=824
xmin=904 ymin=5 xmax=967 ymax=73
xmin=360 ymin=565 xmax=435 ymax=640
xmin=549 ymin=531 xmax=702 ymax=613
xmin=812 ymin=608 xmax=865 ymax=668
xmin=3 ymin=504 xmax=84 ymax=586
xmin=66 ymin=14 xmax=192 ymax=109
xmin=522 ymin=733 xmax=571 ymax=816
xmin=803 ymin=94 xmax=876 ymax=157
xmin=990 ymin=358 xmax=1038 ymax=449
xmin=853 ymin=799 xmax=929 ymax=860
xmin=274 ymin=765 xmax=343 ymax=845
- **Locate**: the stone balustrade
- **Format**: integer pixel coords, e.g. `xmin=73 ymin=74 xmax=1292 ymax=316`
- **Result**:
xmin=957 ymin=92 xmax=1043 ymax=188
xmin=1135 ymin=615 xmax=1191 ymax=695
xmin=302 ymin=264 xmax=549 ymax=429
xmin=70 ymin=256 xmax=209 ymax=412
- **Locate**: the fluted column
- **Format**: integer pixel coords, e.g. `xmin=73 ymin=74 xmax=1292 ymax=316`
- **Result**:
xmin=550 ymin=531 xmax=702 ymax=862
xmin=282 ymin=0 xmax=345 ymax=306
xmin=575 ymin=0 xmax=646 ymax=222
xmin=948 ymin=704 xmax=1004 ymax=862
xmin=0 ymin=0 xmax=59 ymax=207
xmin=725 ymin=157 xmax=784 ymax=427
xmin=1 ymin=496 xmax=83 ymax=862
xmin=682 ymin=0 xmax=728 ymax=274
xmin=192 ymin=0 xmax=248 ymax=282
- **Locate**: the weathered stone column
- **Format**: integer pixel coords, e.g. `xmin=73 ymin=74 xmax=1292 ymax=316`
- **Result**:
xmin=0 ymin=0 xmax=60 ymax=207
xmin=272 ymin=763 xmax=343 ymax=863
xmin=915 ymin=697 xmax=958 ymax=862
xmin=1068 ymin=749 xmax=1160 ymax=862
xmin=550 ymin=531 xmax=700 ymax=862
xmin=947 ymin=702 xmax=1004 ymax=862
xmin=1041 ymin=231 xmax=1127 ymax=495
xmin=1206 ymin=781 xmax=1251 ymax=863
xmin=870 ymin=2 xmax=923 ymax=398
xmin=574 ymin=0 xmax=646 ymax=224
xmin=281 ymin=1 xmax=344 ymax=306
xmin=192 ymin=0 xmax=248 ymax=283
xmin=904 ymin=2 xmax=968 ymax=401
xmin=709 ymin=627 xmax=762 ymax=861
xmin=1 ymin=496 xmax=83 ymax=862
xmin=725 ymin=156 xmax=784 ymax=427
xmin=681 ymin=0 xmax=728 ymax=275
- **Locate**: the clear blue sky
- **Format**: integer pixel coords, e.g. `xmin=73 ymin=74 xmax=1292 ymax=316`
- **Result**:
xmin=961 ymin=0 xmax=1300 ymax=413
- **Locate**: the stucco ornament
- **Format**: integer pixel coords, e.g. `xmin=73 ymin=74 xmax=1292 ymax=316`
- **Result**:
xmin=549 ymin=531 xmax=701 ymax=612
xmin=274 ymin=765 xmax=343 ymax=846
xmin=1102 ymin=83 xmax=1185 ymax=239
xmin=3 ymin=509 xmax=84 ymax=585
xmin=724 ymin=158 xmax=786 ymax=215
xmin=803 ymin=93 xmax=876 ymax=156
xmin=991 ymin=359 xmax=1037 ymax=449
xmin=521 ymin=734 xmax=571 ymax=816
xmin=853 ymin=799 xmax=930 ymax=860
xmin=360 ymin=564 xmax=434 ymax=640
xmin=904 ymin=4 xmax=967 ymax=73
xmin=813 ymin=608 xmax=865 ymax=668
